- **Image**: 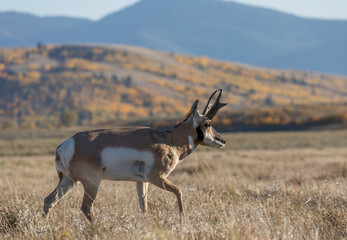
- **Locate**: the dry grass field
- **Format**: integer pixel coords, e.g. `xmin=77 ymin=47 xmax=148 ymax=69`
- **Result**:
xmin=0 ymin=130 xmax=347 ymax=239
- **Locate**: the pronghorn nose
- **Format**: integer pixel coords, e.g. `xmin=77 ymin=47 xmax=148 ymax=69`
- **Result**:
xmin=216 ymin=136 xmax=226 ymax=144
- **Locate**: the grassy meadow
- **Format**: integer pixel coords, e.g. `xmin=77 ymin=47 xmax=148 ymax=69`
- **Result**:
xmin=0 ymin=129 xmax=347 ymax=239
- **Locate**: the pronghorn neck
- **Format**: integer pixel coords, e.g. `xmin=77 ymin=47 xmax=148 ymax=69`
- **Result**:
xmin=165 ymin=115 xmax=199 ymax=160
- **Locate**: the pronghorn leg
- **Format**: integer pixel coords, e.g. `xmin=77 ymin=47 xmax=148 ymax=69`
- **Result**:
xmin=149 ymin=177 xmax=185 ymax=220
xmin=43 ymin=174 xmax=75 ymax=218
xmin=80 ymin=179 xmax=100 ymax=222
xmin=136 ymin=182 xmax=149 ymax=212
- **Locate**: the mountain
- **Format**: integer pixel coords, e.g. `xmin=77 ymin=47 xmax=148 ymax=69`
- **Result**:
xmin=0 ymin=11 xmax=91 ymax=47
xmin=0 ymin=0 xmax=347 ymax=75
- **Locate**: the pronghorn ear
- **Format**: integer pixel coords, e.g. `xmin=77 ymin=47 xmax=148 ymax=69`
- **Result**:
xmin=190 ymin=99 xmax=200 ymax=115
xmin=190 ymin=99 xmax=204 ymax=124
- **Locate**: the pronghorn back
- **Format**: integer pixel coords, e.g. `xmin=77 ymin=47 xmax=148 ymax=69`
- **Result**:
xmin=55 ymin=127 xmax=167 ymax=182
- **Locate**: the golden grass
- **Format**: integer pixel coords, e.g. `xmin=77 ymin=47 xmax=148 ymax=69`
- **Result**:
xmin=0 ymin=130 xmax=347 ymax=239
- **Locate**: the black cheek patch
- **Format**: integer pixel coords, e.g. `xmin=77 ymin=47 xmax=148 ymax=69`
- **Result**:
xmin=196 ymin=127 xmax=204 ymax=140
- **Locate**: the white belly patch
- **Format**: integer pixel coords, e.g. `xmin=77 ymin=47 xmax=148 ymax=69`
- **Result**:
xmin=101 ymin=147 xmax=155 ymax=181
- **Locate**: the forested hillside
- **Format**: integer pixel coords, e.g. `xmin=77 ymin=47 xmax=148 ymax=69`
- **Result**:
xmin=0 ymin=44 xmax=347 ymax=130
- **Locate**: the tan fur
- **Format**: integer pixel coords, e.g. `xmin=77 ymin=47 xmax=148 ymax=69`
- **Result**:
xmin=43 ymin=99 xmax=226 ymax=223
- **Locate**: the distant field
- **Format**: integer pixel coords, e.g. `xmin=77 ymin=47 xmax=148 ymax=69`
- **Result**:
xmin=0 ymin=128 xmax=79 ymax=156
xmin=0 ymin=130 xmax=346 ymax=239
xmin=1 ymin=127 xmax=347 ymax=156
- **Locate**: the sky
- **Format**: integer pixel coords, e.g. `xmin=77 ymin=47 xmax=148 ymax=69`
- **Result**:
xmin=1 ymin=0 xmax=347 ymax=21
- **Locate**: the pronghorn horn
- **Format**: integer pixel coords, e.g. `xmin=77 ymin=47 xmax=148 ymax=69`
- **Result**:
xmin=203 ymin=89 xmax=227 ymax=119
xmin=202 ymin=90 xmax=218 ymax=115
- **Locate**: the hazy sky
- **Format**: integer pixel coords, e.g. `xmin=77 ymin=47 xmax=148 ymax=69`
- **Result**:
xmin=1 ymin=0 xmax=347 ymax=20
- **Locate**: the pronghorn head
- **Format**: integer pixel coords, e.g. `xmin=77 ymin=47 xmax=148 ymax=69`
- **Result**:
xmin=190 ymin=89 xmax=227 ymax=148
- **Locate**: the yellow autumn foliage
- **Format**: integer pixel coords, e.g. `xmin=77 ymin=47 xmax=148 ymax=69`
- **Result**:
xmin=28 ymin=63 xmax=40 ymax=70
xmin=64 ymin=58 xmax=109 ymax=71
xmin=0 ymin=45 xmax=347 ymax=129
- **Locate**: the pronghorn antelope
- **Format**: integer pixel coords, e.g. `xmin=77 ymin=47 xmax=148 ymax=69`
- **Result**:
xmin=43 ymin=89 xmax=227 ymax=222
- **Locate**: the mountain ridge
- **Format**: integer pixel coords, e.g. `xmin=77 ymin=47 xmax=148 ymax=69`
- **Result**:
xmin=0 ymin=11 xmax=92 ymax=47
xmin=0 ymin=0 xmax=346 ymax=75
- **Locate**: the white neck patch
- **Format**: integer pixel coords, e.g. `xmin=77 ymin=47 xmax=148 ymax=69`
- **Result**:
xmin=188 ymin=136 xmax=195 ymax=150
